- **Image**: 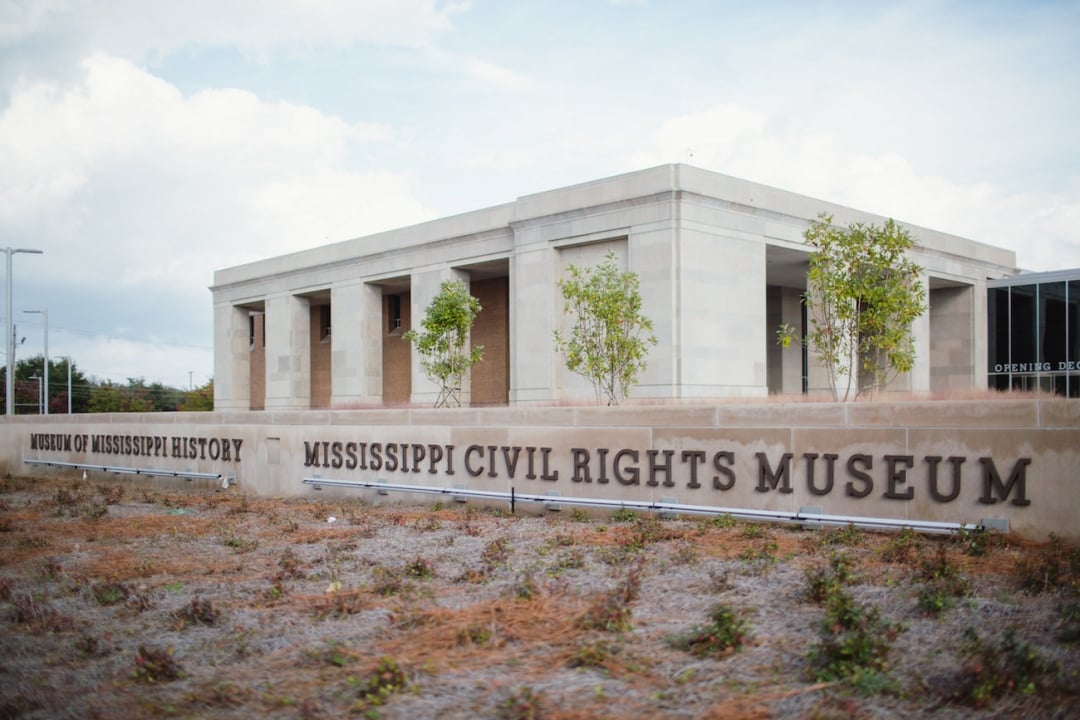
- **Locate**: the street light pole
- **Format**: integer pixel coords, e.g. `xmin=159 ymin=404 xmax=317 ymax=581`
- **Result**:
xmin=3 ymin=248 xmax=43 ymax=416
xmin=24 ymin=309 xmax=48 ymax=415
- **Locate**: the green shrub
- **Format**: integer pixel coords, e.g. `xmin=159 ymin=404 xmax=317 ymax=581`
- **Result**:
xmin=819 ymin=523 xmax=862 ymax=547
xmin=667 ymin=603 xmax=749 ymax=657
xmin=173 ymin=596 xmax=221 ymax=628
xmin=806 ymin=589 xmax=900 ymax=692
xmin=496 ymin=686 xmax=541 ymax=720
xmin=569 ymin=639 xmax=620 ymax=668
xmin=915 ymin=545 xmax=968 ymax=616
xmin=1015 ymin=534 xmax=1078 ymax=594
xmin=132 ymin=645 xmax=183 ymax=683
xmin=405 ymin=556 xmax=435 ymax=579
xmin=805 ymin=551 xmax=858 ymax=604
xmin=1058 ymin=600 xmax=1080 ymax=643
xmin=880 ymin=527 xmax=923 ymax=564
xmin=958 ymin=627 xmax=1052 ymax=707
xmin=953 ymin=525 xmax=995 ymax=557
xmin=739 ymin=540 xmax=779 ymax=575
xmin=481 ymin=537 xmax=512 ymax=571
xmin=350 ymin=657 xmax=407 ymax=713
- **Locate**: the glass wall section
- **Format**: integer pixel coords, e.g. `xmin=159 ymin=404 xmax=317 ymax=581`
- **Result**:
xmin=1010 ymin=285 xmax=1037 ymax=368
xmin=988 ymin=287 xmax=1010 ymax=391
xmin=1071 ymin=281 xmax=1080 ymax=397
xmin=1040 ymin=282 xmax=1068 ymax=394
xmin=988 ymin=273 xmax=1080 ymax=397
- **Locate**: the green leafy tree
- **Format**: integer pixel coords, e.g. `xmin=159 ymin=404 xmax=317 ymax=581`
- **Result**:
xmin=799 ymin=214 xmax=926 ymax=401
xmin=0 ymin=355 xmax=92 ymax=414
xmin=554 ymin=251 xmax=658 ymax=406
xmin=403 ymin=280 xmax=483 ymax=408
xmin=179 ymin=379 xmax=214 ymax=411
xmin=87 ymin=380 xmax=154 ymax=413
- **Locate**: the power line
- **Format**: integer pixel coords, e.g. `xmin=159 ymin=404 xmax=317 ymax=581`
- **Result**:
xmin=0 ymin=316 xmax=213 ymax=351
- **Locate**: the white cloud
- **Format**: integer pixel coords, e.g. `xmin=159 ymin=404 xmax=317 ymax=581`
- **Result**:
xmin=633 ymin=105 xmax=1080 ymax=272
xmin=0 ymin=54 xmax=430 ymax=282
xmin=1 ymin=0 xmax=466 ymax=57
xmin=0 ymin=53 xmax=433 ymax=386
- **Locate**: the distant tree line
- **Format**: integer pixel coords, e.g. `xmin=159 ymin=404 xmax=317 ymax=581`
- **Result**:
xmin=0 ymin=355 xmax=213 ymax=414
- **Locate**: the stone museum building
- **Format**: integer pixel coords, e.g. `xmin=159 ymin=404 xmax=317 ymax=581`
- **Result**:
xmin=211 ymin=163 xmax=1064 ymax=410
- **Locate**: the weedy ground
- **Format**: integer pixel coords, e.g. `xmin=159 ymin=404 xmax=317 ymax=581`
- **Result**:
xmin=0 ymin=474 xmax=1077 ymax=719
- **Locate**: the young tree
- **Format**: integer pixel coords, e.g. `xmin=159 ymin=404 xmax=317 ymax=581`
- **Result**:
xmin=554 ymin=251 xmax=658 ymax=406
xmin=800 ymin=214 xmax=926 ymax=401
xmin=403 ymin=280 xmax=483 ymax=408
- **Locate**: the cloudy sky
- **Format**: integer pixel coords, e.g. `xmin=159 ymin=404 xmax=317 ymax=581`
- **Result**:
xmin=1 ymin=0 xmax=1078 ymax=390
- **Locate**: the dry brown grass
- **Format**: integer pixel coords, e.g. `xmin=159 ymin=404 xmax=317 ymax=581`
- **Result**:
xmin=0 ymin=474 xmax=1077 ymax=719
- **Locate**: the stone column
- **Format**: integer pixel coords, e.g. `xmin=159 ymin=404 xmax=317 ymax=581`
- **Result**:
xmin=331 ymin=283 xmax=383 ymax=406
xmin=212 ymin=304 xmax=251 ymax=411
xmin=907 ymin=270 xmax=932 ymax=394
xmin=970 ymin=278 xmax=989 ymax=388
xmin=264 ymin=293 xmax=310 ymax=410
xmin=676 ymin=227 xmax=769 ymax=397
xmin=509 ymin=246 xmax=558 ymax=403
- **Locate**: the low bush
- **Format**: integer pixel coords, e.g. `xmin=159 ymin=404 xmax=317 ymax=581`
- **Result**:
xmin=350 ymin=656 xmax=407 ymax=714
xmin=957 ymin=626 xmax=1053 ymax=707
xmin=1015 ymin=534 xmax=1079 ymax=594
xmin=667 ymin=603 xmax=749 ymax=657
xmin=805 ymin=551 xmax=858 ymax=604
xmin=132 ymin=645 xmax=184 ymax=683
xmin=915 ymin=545 xmax=968 ymax=616
xmin=806 ymin=589 xmax=901 ymax=693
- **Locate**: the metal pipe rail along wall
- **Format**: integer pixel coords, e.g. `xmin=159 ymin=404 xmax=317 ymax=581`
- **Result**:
xmin=302 ymin=476 xmax=982 ymax=535
xmin=25 ymin=459 xmax=233 ymax=485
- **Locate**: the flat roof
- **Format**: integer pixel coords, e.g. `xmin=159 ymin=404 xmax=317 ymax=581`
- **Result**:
xmin=988 ymin=268 xmax=1080 ymax=287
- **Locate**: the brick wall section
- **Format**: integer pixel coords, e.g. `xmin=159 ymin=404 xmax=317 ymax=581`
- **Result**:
xmin=382 ymin=292 xmax=411 ymax=403
xmin=470 ymin=277 xmax=509 ymax=405
xmin=309 ymin=305 xmax=331 ymax=408
xmin=249 ymin=313 xmax=265 ymax=410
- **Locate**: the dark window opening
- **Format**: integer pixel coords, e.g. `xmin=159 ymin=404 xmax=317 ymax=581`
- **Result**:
xmin=319 ymin=305 xmax=331 ymax=342
xmin=388 ymin=295 xmax=402 ymax=333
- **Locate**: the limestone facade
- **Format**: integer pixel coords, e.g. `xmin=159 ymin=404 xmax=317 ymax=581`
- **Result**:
xmin=211 ymin=164 xmax=1018 ymax=410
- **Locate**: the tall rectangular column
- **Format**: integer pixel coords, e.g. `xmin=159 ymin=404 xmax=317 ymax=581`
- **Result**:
xmin=264 ymin=293 xmax=310 ymax=410
xmin=907 ymin=270 xmax=932 ymax=393
xmin=509 ymin=247 xmax=557 ymax=403
xmin=331 ymin=283 xmax=383 ymax=406
xmin=212 ymin=304 xmax=251 ymax=411
xmin=677 ymin=227 xmax=768 ymax=397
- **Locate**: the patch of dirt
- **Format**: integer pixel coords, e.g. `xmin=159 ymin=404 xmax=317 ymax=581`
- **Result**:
xmin=0 ymin=474 xmax=1077 ymax=719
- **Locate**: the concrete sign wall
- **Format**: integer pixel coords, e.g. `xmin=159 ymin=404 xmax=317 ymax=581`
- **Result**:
xmin=3 ymin=399 xmax=1077 ymax=542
